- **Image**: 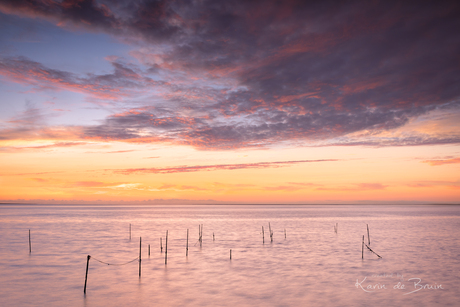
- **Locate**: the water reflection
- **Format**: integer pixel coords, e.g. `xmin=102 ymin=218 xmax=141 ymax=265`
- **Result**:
xmin=0 ymin=204 xmax=459 ymax=306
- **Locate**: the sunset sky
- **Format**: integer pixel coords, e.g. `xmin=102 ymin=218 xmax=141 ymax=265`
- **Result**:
xmin=0 ymin=0 xmax=459 ymax=204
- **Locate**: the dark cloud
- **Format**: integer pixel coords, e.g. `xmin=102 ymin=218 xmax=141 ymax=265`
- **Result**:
xmin=1 ymin=0 xmax=459 ymax=149
xmin=319 ymin=135 xmax=460 ymax=147
xmin=0 ymin=0 xmax=120 ymax=32
xmin=0 ymin=56 xmax=163 ymax=99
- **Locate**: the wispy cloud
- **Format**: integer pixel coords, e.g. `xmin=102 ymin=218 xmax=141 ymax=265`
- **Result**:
xmin=0 ymin=56 xmax=162 ymax=100
xmin=0 ymin=141 xmax=87 ymax=152
xmin=149 ymin=184 xmax=206 ymax=191
xmin=113 ymin=159 xmax=338 ymax=175
xmin=316 ymin=183 xmax=388 ymax=191
xmin=28 ymin=178 xmax=140 ymax=190
xmin=84 ymin=149 xmax=137 ymax=154
xmin=422 ymin=157 xmax=460 ymax=166
xmin=407 ymin=180 xmax=460 ymax=189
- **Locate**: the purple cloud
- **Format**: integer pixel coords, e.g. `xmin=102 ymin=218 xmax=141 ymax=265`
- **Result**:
xmin=112 ymin=159 xmax=338 ymax=175
xmin=1 ymin=0 xmax=459 ymax=149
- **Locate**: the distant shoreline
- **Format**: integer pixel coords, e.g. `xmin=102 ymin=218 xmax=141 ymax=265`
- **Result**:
xmin=1 ymin=202 xmax=458 ymax=206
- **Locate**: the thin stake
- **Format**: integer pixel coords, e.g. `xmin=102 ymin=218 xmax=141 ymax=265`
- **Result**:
xmin=362 ymin=235 xmax=364 ymax=259
xmin=367 ymin=224 xmax=370 ymax=245
xmin=269 ymin=222 xmax=273 ymax=242
xmin=230 ymin=249 xmax=232 ymax=260
xmin=84 ymin=255 xmax=91 ymax=294
xmin=262 ymin=226 xmax=264 ymax=244
xmin=165 ymin=230 xmax=168 ymax=265
xmin=148 ymin=244 xmax=150 ymax=256
xmin=29 ymin=229 xmax=31 ymax=253
xmin=139 ymin=237 xmax=142 ymax=277
xmin=198 ymin=224 xmax=201 ymax=247
xmin=160 ymin=237 xmax=163 ymax=253
xmin=213 ymin=232 xmax=215 ymax=241
xmin=186 ymin=229 xmax=189 ymax=256
xmin=200 ymin=224 xmax=203 ymax=247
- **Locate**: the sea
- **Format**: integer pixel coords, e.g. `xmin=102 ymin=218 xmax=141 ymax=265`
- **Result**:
xmin=0 ymin=204 xmax=459 ymax=306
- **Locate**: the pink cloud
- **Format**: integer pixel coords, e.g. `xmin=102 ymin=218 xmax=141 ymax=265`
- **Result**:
xmin=422 ymin=157 xmax=460 ymax=166
xmin=0 ymin=142 xmax=87 ymax=152
xmin=316 ymin=183 xmax=388 ymax=191
xmin=113 ymin=159 xmax=338 ymax=175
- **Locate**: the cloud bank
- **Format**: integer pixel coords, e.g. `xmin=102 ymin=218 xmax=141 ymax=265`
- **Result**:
xmin=1 ymin=0 xmax=459 ymax=149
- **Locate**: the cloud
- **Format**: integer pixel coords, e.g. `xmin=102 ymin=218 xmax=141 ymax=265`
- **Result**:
xmin=84 ymin=149 xmax=137 ymax=154
xmin=4 ymin=171 xmax=64 ymax=176
xmin=264 ymin=185 xmax=307 ymax=192
xmin=356 ymin=183 xmax=387 ymax=190
xmin=0 ymin=0 xmax=121 ymax=33
xmin=72 ymin=181 xmax=116 ymax=188
xmin=317 ymin=134 xmax=460 ymax=147
xmin=422 ymin=157 xmax=460 ymax=166
xmin=262 ymin=182 xmax=321 ymax=192
xmin=213 ymin=182 xmax=256 ymax=188
xmin=0 ymin=141 xmax=87 ymax=152
xmin=316 ymin=183 xmax=388 ymax=191
xmin=113 ymin=159 xmax=338 ymax=175
xmin=407 ymin=180 xmax=460 ymax=189
xmin=28 ymin=178 xmax=137 ymax=189
xmin=0 ymin=56 xmax=162 ymax=100
xmin=149 ymin=184 xmax=206 ymax=191
xmin=1 ymin=1 xmax=460 ymax=149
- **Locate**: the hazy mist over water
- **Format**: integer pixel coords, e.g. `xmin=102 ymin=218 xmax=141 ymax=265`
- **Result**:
xmin=0 ymin=204 xmax=459 ymax=306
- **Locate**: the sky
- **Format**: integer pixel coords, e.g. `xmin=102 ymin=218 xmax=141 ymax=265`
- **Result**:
xmin=0 ymin=0 xmax=459 ymax=204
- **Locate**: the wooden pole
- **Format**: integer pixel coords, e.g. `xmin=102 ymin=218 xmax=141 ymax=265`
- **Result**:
xmin=29 ymin=229 xmax=31 ymax=253
xmin=230 ymin=249 xmax=232 ymax=260
xmin=262 ymin=226 xmax=264 ymax=244
xmin=200 ymin=224 xmax=203 ymax=247
xmin=139 ymin=237 xmax=142 ymax=277
xmin=362 ymin=235 xmax=364 ymax=259
xmin=148 ymin=244 xmax=150 ymax=256
xmin=269 ymin=222 xmax=273 ymax=242
xmin=367 ymin=224 xmax=370 ymax=245
xmin=186 ymin=229 xmax=189 ymax=256
xmin=165 ymin=230 xmax=168 ymax=265
xmin=84 ymin=255 xmax=91 ymax=294
xmin=213 ymin=232 xmax=215 ymax=241
xmin=160 ymin=237 xmax=163 ymax=253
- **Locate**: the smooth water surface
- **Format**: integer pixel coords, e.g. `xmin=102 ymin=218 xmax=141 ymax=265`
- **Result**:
xmin=0 ymin=204 xmax=459 ymax=306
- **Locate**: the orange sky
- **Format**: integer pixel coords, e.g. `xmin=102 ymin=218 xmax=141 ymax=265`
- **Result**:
xmin=1 ymin=136 xmax=459 ymax=204
xmin=1 ymin=1 xmax=459 ymax=204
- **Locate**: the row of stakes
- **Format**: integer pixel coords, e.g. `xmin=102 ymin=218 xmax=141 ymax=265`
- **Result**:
xmin=85 ymin=223 xmax=284 ymax=293
xmin=26 ymin=222 xmax=381 ymax=294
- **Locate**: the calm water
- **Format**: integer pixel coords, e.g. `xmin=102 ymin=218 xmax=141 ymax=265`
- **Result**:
xmin=0 ymin=204 xmax=459 ymax=306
